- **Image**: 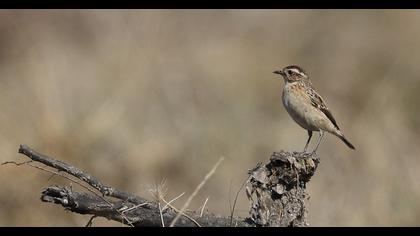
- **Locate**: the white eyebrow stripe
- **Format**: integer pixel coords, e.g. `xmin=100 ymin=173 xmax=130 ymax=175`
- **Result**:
xmin=288 ymin=68 xmax=307 ymax=78
xmin=289 ymin=68 xmax=300 ymax=74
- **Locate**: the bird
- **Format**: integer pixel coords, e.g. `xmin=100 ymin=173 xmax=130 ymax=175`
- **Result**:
xmin=273 ymin=65 xmax=355 ymax=153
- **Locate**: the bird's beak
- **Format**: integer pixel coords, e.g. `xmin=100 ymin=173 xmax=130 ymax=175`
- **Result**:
xmin=273 ymin=70 xmax=284 ymax=76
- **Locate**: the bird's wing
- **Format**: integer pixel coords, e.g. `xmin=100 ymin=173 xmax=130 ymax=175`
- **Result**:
xmin=306 ymin=86 xmax=340 ymax=130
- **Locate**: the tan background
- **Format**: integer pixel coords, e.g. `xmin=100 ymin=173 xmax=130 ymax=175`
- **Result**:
xmin=0 ymin=10 xmax=419 ymax=226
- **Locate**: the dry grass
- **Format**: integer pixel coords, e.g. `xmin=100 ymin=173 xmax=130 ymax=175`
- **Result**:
xmin=170 ymin=156 xmax=223 ymax=227
xmin=1 ymin=10 xmax=420 ymax=226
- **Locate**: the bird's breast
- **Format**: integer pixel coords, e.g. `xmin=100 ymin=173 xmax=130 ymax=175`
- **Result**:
xmin=282 ymin=83 xmax=308 ymax=111
xmin=282 ymin=83 xmax=319 ymax=131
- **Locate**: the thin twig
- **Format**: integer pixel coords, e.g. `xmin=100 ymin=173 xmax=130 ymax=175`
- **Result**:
xmin=47 ymin=173 xmax=57 ymax=182
xmin=121 ymin=203 xmax=149 ymax=214
xmin=169 ymin=156 xmax=224 ymax=227
xmin=4 ymin=161 xmax=104 ymax=201
xmin=18 ymin=145 xmax=143 ymax=204
xmin=200 ymin=197 xmax=209 ymax=217
xmin=85 ymin=216 xmax=97 ymax=227
xmin=162 ymin=192 xmax=185 ymax=211
xmin=2 ymin=160 xmax=32 ymax=166
xmin=160 ymin=197 xmax=201 ymax=227
xmin=228 ymin=180 xmax=233 ymax=215
xmin=229 ymin=175 xmax=250 ymax=226
xmin=3 ymin=161 xmax=135 ymax=227
xmin=159 ymin=202 xmax=165 ymax=227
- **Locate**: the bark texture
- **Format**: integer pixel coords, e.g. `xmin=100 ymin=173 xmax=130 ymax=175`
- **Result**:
xmin=246 ymin=151 xmax=320 ymax=226
xmin=4 ymin=145 xmax=320 ymax=227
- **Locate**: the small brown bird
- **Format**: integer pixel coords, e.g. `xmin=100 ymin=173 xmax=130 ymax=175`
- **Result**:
xmin=273 ymin=65 xmax=355 ymax=153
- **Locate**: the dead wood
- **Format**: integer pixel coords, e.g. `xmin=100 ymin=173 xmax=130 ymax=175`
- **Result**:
xmin=3 ymin=145 xmax=319 ymax=227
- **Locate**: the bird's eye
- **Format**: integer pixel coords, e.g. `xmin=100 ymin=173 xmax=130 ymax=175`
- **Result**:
xmin=287 ymin=70 xmax=293 ymax=75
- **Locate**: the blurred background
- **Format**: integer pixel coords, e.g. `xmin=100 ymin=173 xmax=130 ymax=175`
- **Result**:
xmin=0 ymin=10 xmax=419 ymax=226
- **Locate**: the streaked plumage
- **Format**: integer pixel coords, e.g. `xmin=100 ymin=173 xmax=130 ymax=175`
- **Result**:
xmin=273 ymin=65 xmax=355 ymax=153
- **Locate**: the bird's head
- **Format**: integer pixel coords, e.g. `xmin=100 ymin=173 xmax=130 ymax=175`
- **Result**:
xmin=273 ymin=65 xmax=309 ymax=83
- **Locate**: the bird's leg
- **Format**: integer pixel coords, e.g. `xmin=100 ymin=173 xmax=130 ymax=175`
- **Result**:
xmin=312 ymin=130 xmax=324 ymax=154
xmin=303 ymin=130 xmax=313 ymax=153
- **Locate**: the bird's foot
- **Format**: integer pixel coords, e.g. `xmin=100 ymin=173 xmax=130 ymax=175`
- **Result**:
xmin=298 ymin=150 xmax=312 ymax=159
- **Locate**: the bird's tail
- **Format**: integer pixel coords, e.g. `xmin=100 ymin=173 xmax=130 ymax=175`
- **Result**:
xmin=336 ymin=131 xmax=355 ymax=150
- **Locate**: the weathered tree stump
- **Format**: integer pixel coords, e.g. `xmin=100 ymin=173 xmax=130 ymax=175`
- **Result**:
xmin=246 ymin=151 xmax=320 ymax=226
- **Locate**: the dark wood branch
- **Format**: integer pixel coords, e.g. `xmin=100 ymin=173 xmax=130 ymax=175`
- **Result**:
xmin=40 ymin=185 xmax=250 ymax=227
xmin=9 ymin=145 xmax=320 ymax=227
xmin=16 ymin=144 xmax=252 ymax=227
xmin=18 ymin=144 xmax=143 ymax=204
